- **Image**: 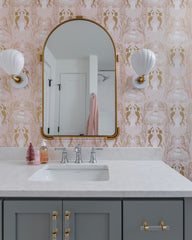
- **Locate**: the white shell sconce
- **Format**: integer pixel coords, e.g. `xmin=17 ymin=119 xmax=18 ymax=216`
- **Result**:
xmin=0 ymin=49 xmax=28 ymax=88
xmin=131 ymin=49 xmax=156 ymax=89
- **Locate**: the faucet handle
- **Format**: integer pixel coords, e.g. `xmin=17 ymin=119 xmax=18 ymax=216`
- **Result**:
xmin=75 ymin=144 xmax=81 ymax=151
xmin=89 ymin=147 xmax=103 ymax=164
xmin=55 ymin=148 xmax=68 ymax=163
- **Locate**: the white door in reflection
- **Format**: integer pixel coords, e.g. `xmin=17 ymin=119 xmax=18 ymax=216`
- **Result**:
xmin=59 ymin=73 xmax=87 ymax=135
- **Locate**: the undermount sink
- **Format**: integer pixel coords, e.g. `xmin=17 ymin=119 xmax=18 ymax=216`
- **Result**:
xmin=28 ymin=164 xmax=109 ymax=182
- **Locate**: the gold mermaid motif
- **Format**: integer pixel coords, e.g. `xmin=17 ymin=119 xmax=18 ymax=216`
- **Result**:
xmin=133 ymin=45 xmax=139 ymax=51
xmin=47 ymin=0 xmax=53 ymax=7
xmin=59 ymin=9 xmax=65 ymax=23
xmin=148 ymin=71 xmax=154 ymax=88
xmin=133 ymin=104 xmax=140 ymax=126
xmin=0 ymin=45 xmax=6 ymax=51
xmin=37 ymin=106 xmax=41 ymax=122
xmin=178 ymin=47 xmax=184 ymax=66
xmin=172 ymin=163 xmax=185 ymax=176
xmin=103 ymin=9 xmax=110 ymax=29
xmin=148 ymin=127 xmax=162 ymax=147
xmin=81 ymin=0 xmax=95 ymax=8
xmin=170 ymin=105 xmax=176 ymax=125
xmin=125 ymin=46 xmax=132 ymax=65
xmin=125 ymin=0 xmax=131 ymax=7
xmin=14 ymin=127 xmax=20 ymax=146
xmin=15 ymin=9 xmax=21 ymax=30
xmin=148 ymin=9 xmax=154 ymax=30
xmin=180 ymin=0 xmax=185 ymax=8
xmin=125 ymin=0 xmax=141 ymax=8
xmin=103 ymin=9 xmax=118 ymax=30
xmin=111 ymin=9 xmax=118 ymax=30
xmin=0 ymin=104 xmax=6 ymax=124
xmin=148 ymin=127 xmax=154 ymax=146
xmin=22 ymin=127 xmax=29 ymax=147
xmin=2 ymin=0 xmax=8 ymax=7
xmin=15 ymin=9 xmax=29 ymax=30
xmin=178 ymin=105 xmax=184 ymax=125
xmin=170 ymin=105 xmax=184 ymax=125
xmin=125 ymin=104 xmax=140 ymax=126
xmin=171 ymin=0 xmax=185 ymax=8
xmin=66 ymin=9 xmax=73 ymax=19
xmin=125 ymin=105 xmax=132 ymax=125
xmin=155 ymin=127 xmax=162 ymax=146
xmin=156 ymin=68 xmax=162 ymax=88
xmin=37 ymin=0 xmax=41 ymax=6
xmin=170 ymin=47 xmax=176 ymax=66
xmin=23 ymin=9 xmax=29 ymax=30
xmin=156 ymin=9 xmax=162 ymax=30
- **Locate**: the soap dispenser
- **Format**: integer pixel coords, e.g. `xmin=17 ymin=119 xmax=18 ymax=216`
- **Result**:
xmin=40 ymin=139 xmax=48 ymax=164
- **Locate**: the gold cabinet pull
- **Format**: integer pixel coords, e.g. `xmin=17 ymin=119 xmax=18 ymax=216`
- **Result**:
xmin=52 ymin=211 xmax=59 ymax=240
xmin=64 ymin=210 xmax=71 ymax=240
xmin=141 ymin=220 xmax=170 ymax=231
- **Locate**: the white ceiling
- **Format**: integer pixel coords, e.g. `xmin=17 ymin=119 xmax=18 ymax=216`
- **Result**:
xmin=46 ymin=20 xmax=115 ymax=70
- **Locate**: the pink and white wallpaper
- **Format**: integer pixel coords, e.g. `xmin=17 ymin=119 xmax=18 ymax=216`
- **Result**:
xmin=0 ymin=0 xmax=192 ymax=180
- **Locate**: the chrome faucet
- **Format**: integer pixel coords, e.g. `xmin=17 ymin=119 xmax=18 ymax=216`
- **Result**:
xmin=75 ymin=144 xmax=83 ymax=163
xmin=89 ymin=147 xmax=103 ymax=163
xmin=55 ymin=148 xmax=68 ymax=163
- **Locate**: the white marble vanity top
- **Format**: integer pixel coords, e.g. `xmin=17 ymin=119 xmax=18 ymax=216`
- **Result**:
xmin=0 ymin=160 xmax=192 ymax=198
xmin=0 ymin=147 xmax=192 ymax=198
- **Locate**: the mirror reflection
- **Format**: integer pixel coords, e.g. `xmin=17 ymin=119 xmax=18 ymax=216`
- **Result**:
xmin=43 ymin=19 xmax=116 ymax=136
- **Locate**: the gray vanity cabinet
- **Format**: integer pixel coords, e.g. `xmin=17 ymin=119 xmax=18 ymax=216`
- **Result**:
xmin=4 ymin=200 xmax=62 ymax=240
xmin=0 ymin=200 xmax=2 ymax=240
xmin=123 ymin=200 xmax=183 ymax=240
xmin=63 ymin=200 xmax=121 ymax=240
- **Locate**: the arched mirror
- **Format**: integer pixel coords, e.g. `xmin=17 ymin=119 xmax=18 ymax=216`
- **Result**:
xmin=42 ymin=18 xmax=118 ymax=138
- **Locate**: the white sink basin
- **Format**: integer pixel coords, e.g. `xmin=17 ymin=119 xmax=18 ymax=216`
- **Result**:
xmin=28 ymin=164 xmax=109 ymax=182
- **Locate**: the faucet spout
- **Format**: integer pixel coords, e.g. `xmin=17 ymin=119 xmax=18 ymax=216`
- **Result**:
xmin=75 ymin=144 xmax=83 ymax=163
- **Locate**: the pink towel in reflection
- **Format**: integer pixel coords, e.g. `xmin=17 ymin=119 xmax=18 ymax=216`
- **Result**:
xmin=86 ymin=94 xmax=98 ymax=135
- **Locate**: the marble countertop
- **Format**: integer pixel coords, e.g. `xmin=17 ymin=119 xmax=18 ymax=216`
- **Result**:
xmin=0 ymin=159 xmax=192 ymax=198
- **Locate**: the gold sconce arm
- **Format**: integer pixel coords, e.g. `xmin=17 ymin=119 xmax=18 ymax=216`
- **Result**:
xmin=11 ymin=74 xmax=23 ymax=83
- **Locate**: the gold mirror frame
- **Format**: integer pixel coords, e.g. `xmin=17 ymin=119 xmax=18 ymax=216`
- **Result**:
xmin=41 ymin=17 xmax=119 ymax=139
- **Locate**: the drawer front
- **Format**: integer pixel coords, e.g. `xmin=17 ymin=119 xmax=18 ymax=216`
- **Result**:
xmin=123 ymin=200 xmax=183 ymax=240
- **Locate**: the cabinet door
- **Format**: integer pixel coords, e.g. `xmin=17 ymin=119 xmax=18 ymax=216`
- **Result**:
xmin=63 ymin=200 xmax=121 ymax=240
xmin=0 ymin=200 xmax=2 ymax=240
xmin=123 ymin=200 xmax=183 ymax=240
xmin=4 ymin=200 xmax=62 ymax=240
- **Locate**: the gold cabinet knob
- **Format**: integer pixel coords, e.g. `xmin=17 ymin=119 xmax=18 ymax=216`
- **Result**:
xmin=65 ymin=210 xmax=71 ymax=220
xmin=52 ymin=232 xmax=57 ymax=238
xmin=52 ymin=228 xmax=58 ymax=238
xmin=52 ymin=211 xmax=58 ymax=220
xmin=65 ymin=227 xmax=71 ymax=237
xmin=142 ymin=221 xmax=149 ymax=231
xmin=160 ymin=221 xmax=167 ymax=231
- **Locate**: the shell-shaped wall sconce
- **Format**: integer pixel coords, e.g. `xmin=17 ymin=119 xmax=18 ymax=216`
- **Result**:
xmin=131 ymin=49 xmax=156 ymax=89
xmin=0 ymin=49 xmax=28 ymax=88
